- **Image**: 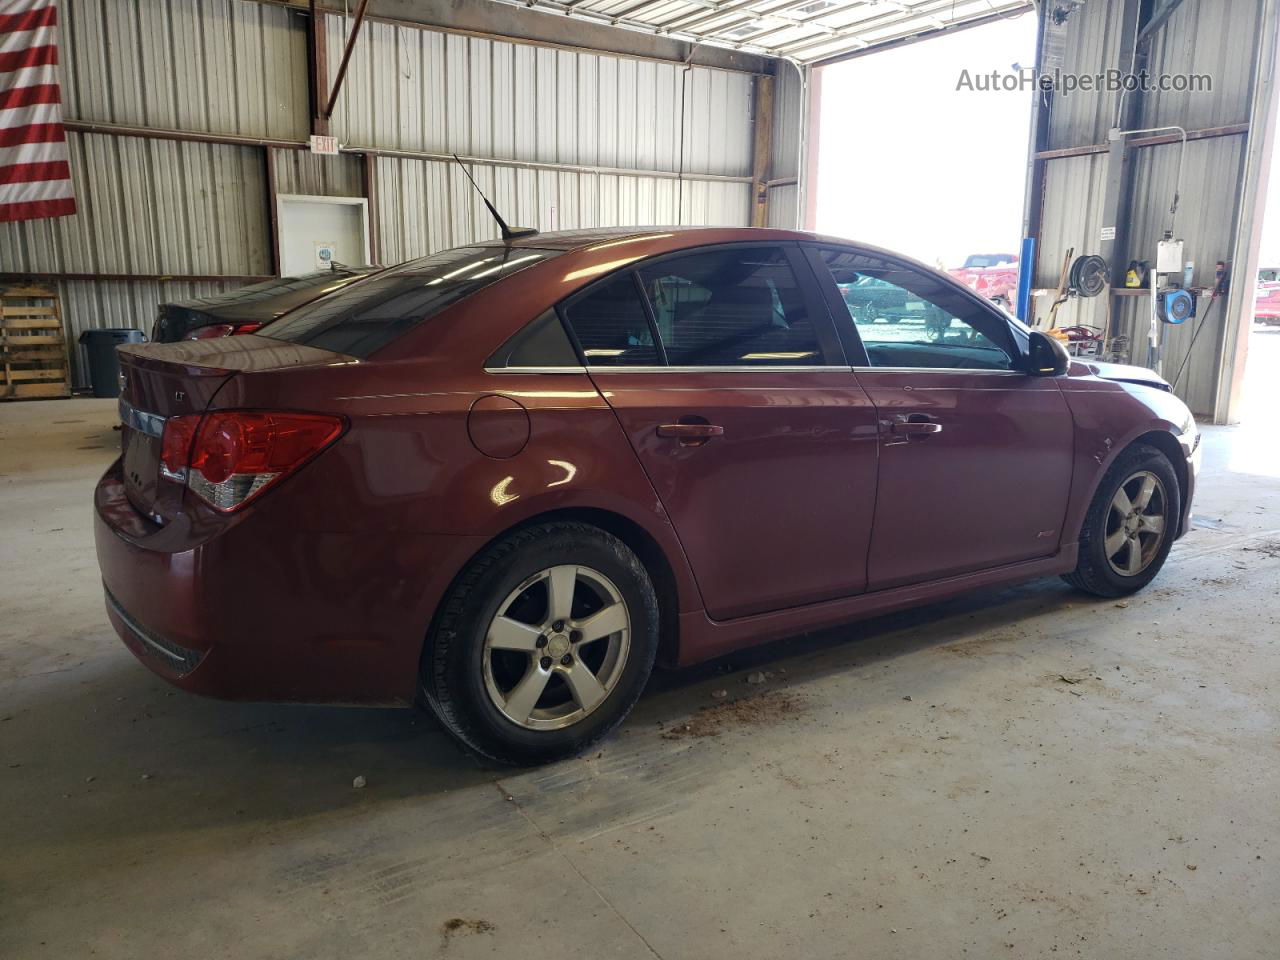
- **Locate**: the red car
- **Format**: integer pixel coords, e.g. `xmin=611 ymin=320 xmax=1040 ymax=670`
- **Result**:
xmin=949 ymin=253 xmax=1020 ymax=311
xmin=1255 ymin=280 xmax=1280 ymax=326
xmin=95 ymin=228 xmax=1199 ymax=765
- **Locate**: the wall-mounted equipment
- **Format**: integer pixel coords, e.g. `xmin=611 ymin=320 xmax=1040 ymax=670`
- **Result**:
xmin=1157 ymin=287 xmax=1195 ymax=324
xmin=1069 ymin=254 xmax=1110 ymax=298
xmin=1156 ymin=237 xmax=1185 ymax=274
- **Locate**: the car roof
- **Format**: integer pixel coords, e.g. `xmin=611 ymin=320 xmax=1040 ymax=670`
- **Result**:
xmin=482 ymin=226 xmax=825 ymax=252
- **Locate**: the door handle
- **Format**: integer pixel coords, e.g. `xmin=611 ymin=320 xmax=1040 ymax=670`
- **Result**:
xmin=890 ymin=415 xmax=942 ymax=438
xmin=657 ymin=423 xmax=725 ymax=440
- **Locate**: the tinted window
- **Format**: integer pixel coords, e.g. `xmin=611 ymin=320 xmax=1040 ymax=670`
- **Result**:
xmin=488 ymin=309 xmax=579 ymax=368
xmin=262 ymin=246 xmax=560 ymax=357
xmin=817 ymin=249 xmax=1014 ymax=371
xmin=636 ymin=247 xmax=823 ymax=366
xmin=561 ymin=274 xmax=660 ymax=367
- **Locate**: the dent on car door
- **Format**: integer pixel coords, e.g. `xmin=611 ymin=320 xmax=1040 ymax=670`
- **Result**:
xmin=560 ymin=243 xmax=880 ymax=621
xmin=807 ymin=246 xmax=1076 ymax=590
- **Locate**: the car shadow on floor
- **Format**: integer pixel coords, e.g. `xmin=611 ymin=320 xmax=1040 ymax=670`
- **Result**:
xmin=5 ymin=574 xmax=1098 ymax=853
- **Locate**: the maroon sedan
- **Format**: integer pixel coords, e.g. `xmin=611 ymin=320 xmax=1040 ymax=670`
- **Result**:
xmin=96 ymin=228 xmax=1199 ymax=764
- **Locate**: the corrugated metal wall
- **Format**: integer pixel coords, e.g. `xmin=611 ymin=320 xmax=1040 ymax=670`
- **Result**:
xmin=61 ymin=0 xmax=308 ymax=139
xmin=767 ymin=61 xmax=805 ymax=229
xmin=1033 ymin=0 xmax=1265 ymax=416
xmin=1 ymin=132 xmax=270 ymax=277
xmin=271 ymin=149 xmax=365 ymax=199
xmin=0 ymin=0 xmax=763 ymax=390
xmin=58 ymin=279 xmax=244 ymax=383
xmin=326 ymin=15 xmax=753 ymax=178
xmin=375 ymin=159 xmax=749 ymax=263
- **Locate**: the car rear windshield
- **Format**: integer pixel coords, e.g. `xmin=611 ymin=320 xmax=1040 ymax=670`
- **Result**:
xmin=260 ymin=245 xmax=561 ymax=357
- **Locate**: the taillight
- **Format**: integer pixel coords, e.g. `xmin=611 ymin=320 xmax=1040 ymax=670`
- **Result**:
xmin=231 ymin=323 xmax=264 ymax=335
xmin=159 ymin=411 xmax=344 ymax=512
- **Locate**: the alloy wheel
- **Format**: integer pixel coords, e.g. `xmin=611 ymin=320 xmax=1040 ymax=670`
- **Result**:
xmin=482 ymin=565 xmax=631 ymax=730
xmin=1104 ymin=470 xmax=1168 ymax=577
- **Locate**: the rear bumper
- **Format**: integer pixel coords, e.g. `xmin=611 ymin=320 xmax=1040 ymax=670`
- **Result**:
xmin=94 ymin=458 xmax=486 ymax=704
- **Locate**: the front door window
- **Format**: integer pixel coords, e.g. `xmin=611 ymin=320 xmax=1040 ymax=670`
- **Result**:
xmin=817 ymin=249 xmax=1015 ymax=371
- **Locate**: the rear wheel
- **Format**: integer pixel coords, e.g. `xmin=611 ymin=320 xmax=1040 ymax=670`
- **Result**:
xmin=422 ymin=522 xmax=659 ymax=765
xmin=1063 ymin=444 xmax=1180 ymax=597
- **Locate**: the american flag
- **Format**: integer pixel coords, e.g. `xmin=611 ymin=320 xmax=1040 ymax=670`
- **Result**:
xmin=1 ymin=0 xmax=75 ymax=224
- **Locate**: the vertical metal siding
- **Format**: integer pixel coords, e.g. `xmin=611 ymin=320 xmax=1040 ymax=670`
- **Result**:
xmin=1045 ymin=0 xmax=1127 ymax=151
xmin=270 ymin=149 xmax=365 ymax=198
xmin=772 ymin=61 xmax=804 ymax=181
xmin=1035 ymin=0 xmax=1269 ymax=416
xmin=57 ymin=279 xmax=248 ymax=388
xmin=0 ymin=133 xmax=269 ymax=276
xmin=1124 ymin=134 xmax=1246 ymax=415
xmin=376 ymin=157 xmax=748 ymax=263
xmin=326 ymin=14 xmax=754 ymax=178
xmin=61 ymin=0 xmax=308 ymax=139
xmin=768 ymin=61 xmax=806 ymax=229
xmin=1144 ymin=0 xmax=1258 ymax=131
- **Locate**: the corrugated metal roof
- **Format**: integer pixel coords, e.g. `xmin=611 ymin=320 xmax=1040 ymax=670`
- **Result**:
xmin=475 ymin=0 xmax=1032 ymax=65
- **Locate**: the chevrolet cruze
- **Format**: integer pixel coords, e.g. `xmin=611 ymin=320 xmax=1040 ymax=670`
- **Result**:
xmin=95 ymin=227 xmax=1199 ymax=764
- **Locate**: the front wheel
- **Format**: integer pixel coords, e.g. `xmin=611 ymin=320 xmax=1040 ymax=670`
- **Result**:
xmin=422 ymin=522 xmax=659 ymax=765
xmin=1062 ymin=443 xmax=1180 ymax=597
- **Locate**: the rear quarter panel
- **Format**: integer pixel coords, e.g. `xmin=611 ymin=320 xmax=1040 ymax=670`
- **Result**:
xmin=204 ymin=360 xmax=703 ymax=694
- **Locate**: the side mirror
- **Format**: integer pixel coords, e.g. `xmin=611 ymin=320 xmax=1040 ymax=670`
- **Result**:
xmin=1026 ymin=330 xmax=1070 ymax=377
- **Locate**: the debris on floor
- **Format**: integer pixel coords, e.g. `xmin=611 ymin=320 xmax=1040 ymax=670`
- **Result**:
xmin=746 ymin=671 xmax=767 ymax=685
xmin=662 ymin=690 xmax=806 ymax=740
xmin=440 ymin=917 xmax=495 ymax=947
xmin=352 ymin=775 xmax=367 ymax=789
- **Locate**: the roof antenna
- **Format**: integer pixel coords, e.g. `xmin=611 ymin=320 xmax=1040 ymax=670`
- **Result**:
xmin=451 ymin=154 xmax=538 ymax=243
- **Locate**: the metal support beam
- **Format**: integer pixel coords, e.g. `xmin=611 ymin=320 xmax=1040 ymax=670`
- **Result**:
xmin=1134 ymin=0 xmax=1187 ymax=47
xmin=363 ymin=154 xmax=381 ymax=266
xmin=307 ymin=0 xmax=330 ymax=136
xmin=61 ymin=119 xmax=754 ymax=184
xmin=750 ymin=74 xmax=775 ymax=228
xmin=1033 ymin=123 xmax=1250 ymax=161
xmin=1097 ymin=0 xmax=1145 ymax=286
xmin=265 ymin=148 xmax=281 ymax=276
xmin=321 ymin=0 xmax=371 ymax=122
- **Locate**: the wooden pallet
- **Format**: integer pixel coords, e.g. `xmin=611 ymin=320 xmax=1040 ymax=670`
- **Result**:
xmin=1 ymin=286 xmax=71 ymax=400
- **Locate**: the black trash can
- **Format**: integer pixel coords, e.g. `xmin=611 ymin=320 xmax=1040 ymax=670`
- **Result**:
xmin=79 ymin=328 xmax=146 ymax=399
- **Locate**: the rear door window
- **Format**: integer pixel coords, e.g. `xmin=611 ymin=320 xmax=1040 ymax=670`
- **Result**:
xmin=635 ymin=247 xmax=828 ymax=366
xmin=261 ymin=246 xmax=560 ymax=357
xmin=560 ymin=274 xmax=661 ymax=367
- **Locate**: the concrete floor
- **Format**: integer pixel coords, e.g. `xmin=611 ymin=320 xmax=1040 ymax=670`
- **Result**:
xmin=3 ymin=334 xmax=1279 ymax=959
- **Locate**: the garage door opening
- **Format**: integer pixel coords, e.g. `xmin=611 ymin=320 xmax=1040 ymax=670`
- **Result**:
xmin=811 ymin=12 xmax=1037 ymax=298
xmin=1232 ymin=138 xmax=1280 ymax=472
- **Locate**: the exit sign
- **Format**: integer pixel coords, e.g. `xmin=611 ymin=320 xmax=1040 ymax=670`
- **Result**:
xmin=309 ymin=135 xmax=339 ymax=156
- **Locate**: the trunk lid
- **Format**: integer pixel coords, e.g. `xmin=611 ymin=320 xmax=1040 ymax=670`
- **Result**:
xmin=116 ymin=336 xmax=352 ymax=523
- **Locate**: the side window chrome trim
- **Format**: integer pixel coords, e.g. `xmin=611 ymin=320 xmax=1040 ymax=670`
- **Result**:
xmin=484 ymin=365 xmax=589 ymax=374
xmin=484 ymin=365 xmax=854 ymax=374
xmin=581 ymin=364 xmax=851 ymax=374
xmin=853 ymin=366 xmax=1026 ymax=376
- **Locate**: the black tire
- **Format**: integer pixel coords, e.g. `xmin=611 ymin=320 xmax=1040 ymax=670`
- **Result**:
xmin=1062 ymin=443 xmax=1180 ymax=597
xmin=421 ymin=522 xmax=659 ymax=765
